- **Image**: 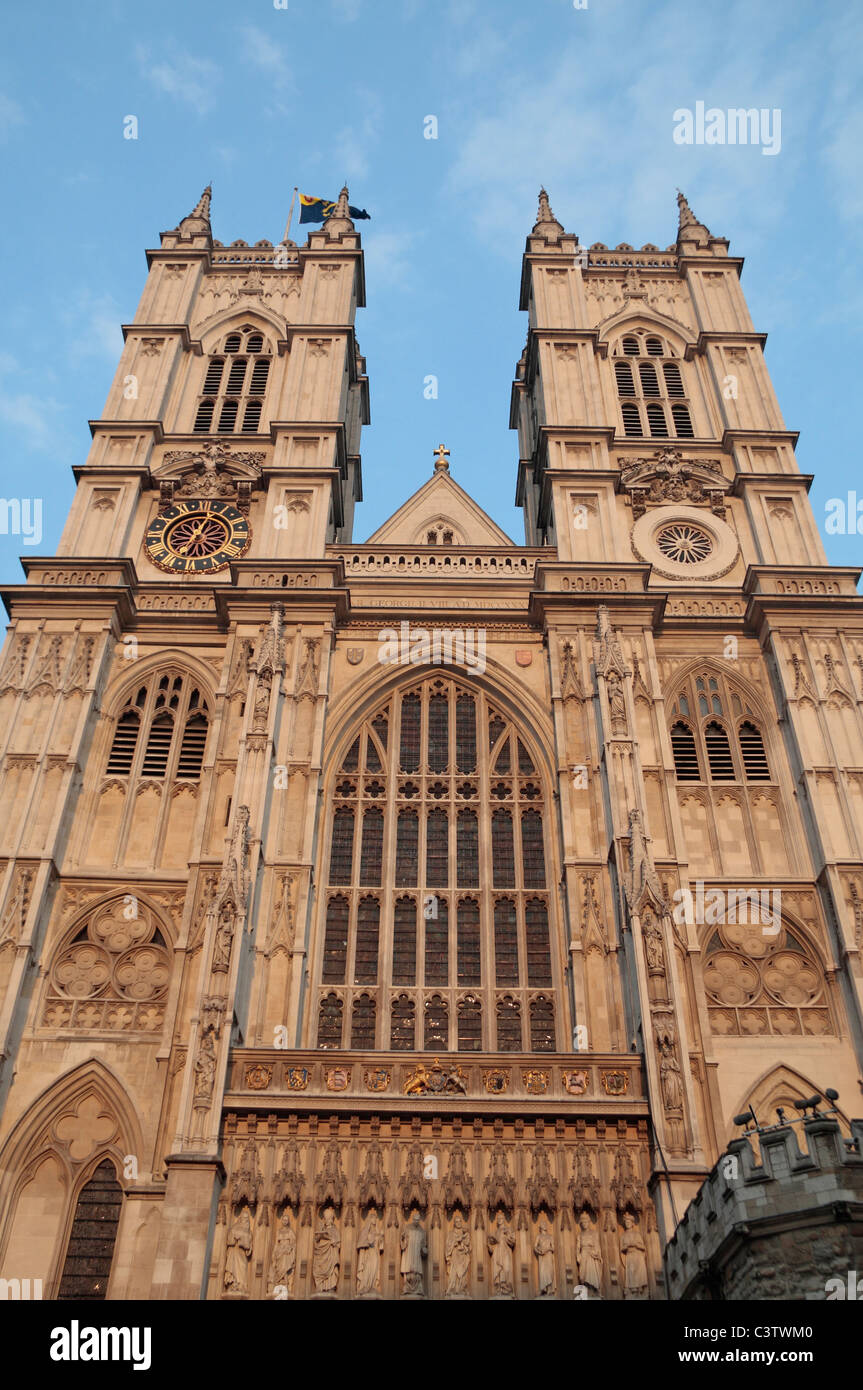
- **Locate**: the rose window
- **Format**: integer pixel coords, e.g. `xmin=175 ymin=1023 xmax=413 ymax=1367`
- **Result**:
xmin=703 ymin=919 xmax=831 ymax=1037
xmin=54 ymin=944 xmax=112 ymax=999
xmin=46 ymin=898 xmax=171 ymax=1032
xmin=656 ymin=522 xmax=713 ymax=564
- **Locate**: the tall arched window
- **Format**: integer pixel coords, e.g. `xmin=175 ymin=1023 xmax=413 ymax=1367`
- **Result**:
xmin=57 ymin=1159 xmax=123 ymax=1300
xmin=668 ymin=672 xmax=772 ymax=785
xmin=614 ymin=331 xmax=694 ymax=440
xmin=317 ymin=676 xmax=558 ymax=1051
xmin=106 ymin=673 xmax=210 ymax=784
xmin=193 ymin=324 xmax=272 ymax=435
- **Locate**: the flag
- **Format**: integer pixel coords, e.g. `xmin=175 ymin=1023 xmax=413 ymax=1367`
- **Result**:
xmin=299 ymin=194 xmax=371 ymax=225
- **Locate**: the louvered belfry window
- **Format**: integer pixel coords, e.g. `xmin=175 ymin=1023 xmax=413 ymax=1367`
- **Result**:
xmin=193 ymin=324 xmax=271 ymax=434
xmin=669 ymin=674 xmax=773 ymax=786
xmin=106 ymin=674 xmax=209 ymax=784
xmin=614 ymin=331 xmax=694 ymax=440
xmin=318 ymin=676 xmax=557 ymax=1050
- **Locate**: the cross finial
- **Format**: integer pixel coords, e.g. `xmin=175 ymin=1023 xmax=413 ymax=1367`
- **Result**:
xmin=433 ymin=443 xmax=450 ymax=473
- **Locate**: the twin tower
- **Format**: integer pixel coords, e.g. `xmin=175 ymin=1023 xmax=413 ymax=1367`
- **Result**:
xmin=0 ymin=184 xmax=860 ymax=1301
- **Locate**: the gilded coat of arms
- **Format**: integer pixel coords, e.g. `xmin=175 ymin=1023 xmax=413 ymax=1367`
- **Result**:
xmin=286 ymin=1066 xmax=310 ymax=1090
xmin=522 ymin=1068 xmax=549 ymax=1094
xmin=244 ymin=1064 xmax=272 ymax=1091
xmin=403 ymin=1057 xmax=468 ymax=1096
xmin=326 ymin=1066 xmax=351 ymax=1092
xmin=562 ymin=1068 xmax=589 ymax=1095
xmin=483 ymin=1068 xmax=510 ymax=1094
xmin=601 ymin=1069 xmax=628 ymax=1096
xmin=364 ymin=1067 xmax=391 ymax=1092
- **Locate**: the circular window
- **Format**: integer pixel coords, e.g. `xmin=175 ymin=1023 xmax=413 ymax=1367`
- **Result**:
xmin=656 ymin=522 xmax=713 ymax=565
xmin=631 ymin=504 xmax=739 ymax=581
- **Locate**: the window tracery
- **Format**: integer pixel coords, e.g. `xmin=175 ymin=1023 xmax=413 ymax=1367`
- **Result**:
xmin=315 ymin=677 xmax=557 ymax=1051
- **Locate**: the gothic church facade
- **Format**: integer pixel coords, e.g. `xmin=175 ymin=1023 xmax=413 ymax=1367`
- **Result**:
xmin=0 ymin=185 xmax=860 ymax=1300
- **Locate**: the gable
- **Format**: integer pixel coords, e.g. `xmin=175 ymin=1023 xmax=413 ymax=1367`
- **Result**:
xmin=365 ymin=470 xmax=514 ymax=546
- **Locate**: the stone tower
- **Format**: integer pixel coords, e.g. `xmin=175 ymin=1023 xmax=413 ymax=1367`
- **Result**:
xmin=0 ymin=185 xmax=860 ymax=1301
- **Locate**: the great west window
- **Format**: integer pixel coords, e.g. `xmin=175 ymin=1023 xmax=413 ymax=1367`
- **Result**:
xmin=316 ymin=676 xmax=558 ymax=1052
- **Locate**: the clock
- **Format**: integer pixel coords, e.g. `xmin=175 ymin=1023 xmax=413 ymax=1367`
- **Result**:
xmin=145 ymin=499 xmax=251 ymax=574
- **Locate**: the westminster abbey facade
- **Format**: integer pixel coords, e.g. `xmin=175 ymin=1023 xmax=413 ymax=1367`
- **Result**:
xmin=0 ymin=185 xmax=861 ymax=1301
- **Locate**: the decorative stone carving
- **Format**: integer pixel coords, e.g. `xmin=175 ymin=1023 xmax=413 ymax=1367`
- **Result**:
xmin=230 ymin=1139 xmax=263 ymax=1209
xmin=269 ymin=1209 xmax=296 ymax=1295
xmin=224 ymin=1206 xmax=253 ymax=1295
xmin=485 ymin=1141 xmax=515 ymax=1214
xmin=534 ymin=1216 xmax=556 ymax=1296
xmin=527 ymin=1142 xmax=557 ymax=1216
xmin=355 ymin=1208 xmax=384 ymax=1296
xmin=312 ymin=1207 xmax=341 ymax=1294
xmin=272 ymin=1140 xmax=304 ymax=1211
xmin=315 ymin=1137 xmax=347 ymax=1211
xmin=444 ymin=1211 xmax=471 ymax=1297
xmin=403 ymin=1057 xmax=467 ymax=1096
xmin=576 ymin=1211 xmax=602 ymax=1296
xmin=44 ymin=897 xmax=170 ymax=1032
xmin=619 ymin=448 xmax=728 ymax=519
xmin=559 ymin=639 xmax=586 ymax=702
xmin=295 ymin=638 xmax=320 ymax=700
xmin=400 ymin=1210 xmax=427 ymax=1296
xmin=357 ymin=1139 xmax=388 ymax=1213
xmin=620 ymin=1213 xmax=649 ymax=1299
xmin=442 ymin=1141 xmax=473 ymax=1214
xmin=488 ymin=1211 xmax=515 ymax=1297
xmin=159 ymin=441 xmax=264 ymax=512
xmin=193 ymin=1027 xmax=217 ymax=1110
xmin=626 ymin=808 xmax=666 ymax=913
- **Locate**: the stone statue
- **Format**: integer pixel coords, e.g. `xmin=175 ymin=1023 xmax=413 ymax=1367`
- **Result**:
xmin=224 ymin=1206 xmax=252 ymax=1294
xmin=355 ymin=1209 xmax=383 ymax=1296
xmin=534 ymin=1216 xmax=555 ymax=1296
xmin=400 ymin=1209 xmax=427 ymax=1296
xmin=642 ymin=914 xmax=665 ymax=974
xmin=192 ymin=1028 xmax=216 ymax=1109
xmin=313 ymin=1206 xmax=341 ymax=1294
xmin=620 ymin=1213 xmax=648 ymax=1298
xmin=606 ymin=671 xmax=626 ymax=728
xmin=488 ymin=1211 xmax=515 ymax=1297
xmin=269 ymin=1209 xmax=296 ymax=1295
xmin=444 ymin=1211 xmax=471 ymax=1297
xmin=212 ymin=904 xmax=234 ymax=971
xmin=576 ymin=1211 xmax=602 ymax=1296
xmin=659 ymin=1041 xmax=684 ymax=1111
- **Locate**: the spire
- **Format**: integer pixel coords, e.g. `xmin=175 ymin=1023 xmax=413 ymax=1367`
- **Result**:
xmin=324 ymin=184 xmax=355 ymax=240
xmin=532 ymin=187 xmax=564 ymax=241
xmin=170 ymin=184 xmax=212 ymax=239
xmin=676 ymin=188 xmax=710 ymax=236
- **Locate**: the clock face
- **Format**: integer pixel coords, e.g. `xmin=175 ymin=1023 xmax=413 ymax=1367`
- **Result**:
xmin=145 ymin=499 xmax=251 ymax=574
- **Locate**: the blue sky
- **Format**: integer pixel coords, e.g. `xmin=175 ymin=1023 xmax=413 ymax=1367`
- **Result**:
xmin=1 ymin=0 xmax=861 ymax=580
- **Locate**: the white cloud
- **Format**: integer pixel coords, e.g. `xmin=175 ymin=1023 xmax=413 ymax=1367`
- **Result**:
xmin=0 ymin=360 xmax=65 ymax=453
xmin=62 ymin=291 xmax=125 ymax=361
xmin=362 ymin=229 xmax=419 ymax=291
xmin=333 ymin=91 xmax=383 ymax=182
xmin=136 ymin=44 xmax=221 ymax=115
xmin=240 ymin=25 xmax=291 ymax=90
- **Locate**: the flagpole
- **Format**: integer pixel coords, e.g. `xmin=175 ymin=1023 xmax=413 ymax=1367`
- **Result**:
xmin=282 ymin=186 xmax=298 ymax=243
